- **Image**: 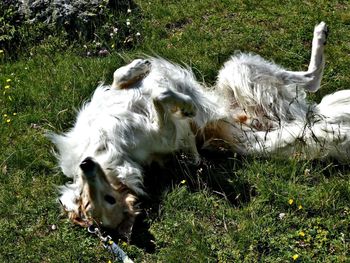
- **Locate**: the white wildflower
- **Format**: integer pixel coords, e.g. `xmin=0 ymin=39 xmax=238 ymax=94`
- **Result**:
xmin=278 ymin=213 xmax=286 ymax=220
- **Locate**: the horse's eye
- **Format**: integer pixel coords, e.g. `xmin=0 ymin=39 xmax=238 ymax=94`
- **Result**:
xmin=104 ymin=195 xmax=116 ymax=205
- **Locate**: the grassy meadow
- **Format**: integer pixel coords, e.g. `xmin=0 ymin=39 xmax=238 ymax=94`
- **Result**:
xmin=1 ymin=0 xmax=350 ymax=262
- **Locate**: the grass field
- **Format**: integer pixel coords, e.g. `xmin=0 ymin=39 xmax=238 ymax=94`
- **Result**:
xmin=1 ymin=0 xmax=350 ymax=262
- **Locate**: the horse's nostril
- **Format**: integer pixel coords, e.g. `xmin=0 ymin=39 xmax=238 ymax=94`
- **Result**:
xmin=80 ymin=157 xmax=96 ymax=173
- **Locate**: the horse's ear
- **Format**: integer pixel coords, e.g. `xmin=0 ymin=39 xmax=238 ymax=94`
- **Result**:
xmin=118 ymin=193 xmax=139 ymax=240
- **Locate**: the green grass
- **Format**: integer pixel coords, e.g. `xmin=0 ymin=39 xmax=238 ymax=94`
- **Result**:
xmin=1 ymin=0 xmax=350 ymax=262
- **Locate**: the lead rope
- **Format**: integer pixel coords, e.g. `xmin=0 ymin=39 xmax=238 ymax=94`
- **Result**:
xmin=88 ymin=225 xmax=134 ymax=263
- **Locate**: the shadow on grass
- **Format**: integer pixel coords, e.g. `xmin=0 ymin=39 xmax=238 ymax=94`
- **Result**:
xmin=126 ymin=153 xmax=349 ymax=252
xmin=127 ymin=149 xmax=255 ymax=252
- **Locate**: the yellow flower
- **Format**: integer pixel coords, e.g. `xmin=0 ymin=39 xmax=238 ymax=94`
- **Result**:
xmin=292 ymin=254 xmax=299 ymax=260
xmin=4 ymin=85 xmax=10 ymax=89
xmin=299 ymin=231 xmax=305 ymax=237
xmin=6 ymin=79 xmax=11 ymax=82
xmin=288 ymin=199 xmax=294 ymax=205
xmin=111 ymin=44 xmax=115 ymax=48
xmin=0 ymin=50 xmax=4 ymax=54
xmin=13 ymin=112 xmax=17 ymax=116
xmin=3 ymin=114 xmax=8 ymax=118
xmin=298 ymin=205 xmax=303 ymax=210
xmin=6 ymin=119 xmax=11 ymax=123
xmin=180 ymin=179 xmax=186 ymax=184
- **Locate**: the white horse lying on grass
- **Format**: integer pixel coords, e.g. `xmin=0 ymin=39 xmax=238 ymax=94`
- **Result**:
xmin=50 ymin=22 xmax=350 ymax=236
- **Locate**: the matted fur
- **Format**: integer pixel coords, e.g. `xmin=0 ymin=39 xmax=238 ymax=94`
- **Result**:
xmin=50 ymin=22 xmax=350 ymax=234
